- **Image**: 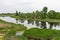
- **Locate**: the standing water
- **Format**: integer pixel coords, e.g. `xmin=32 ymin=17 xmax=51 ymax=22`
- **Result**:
xmin=0 ymin=16 xmax=60 ymax=30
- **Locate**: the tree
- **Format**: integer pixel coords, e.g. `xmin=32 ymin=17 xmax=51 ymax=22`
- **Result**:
xmin=35 ymin=10 xmax=41 ymax=19
xmin=48 ymin=10 xmax=56 ymax=19
xmin=16 ymin=11 xmax=19 ymax=16
xmin=40 ymin=11 xmax=44 ymax=19
xmin=19 ymin=12 xmax=20 ymax=14
xmin=42 ymin=7 xmax=48 ymax=19
xmin=43 ymin=7 xmax=48 ymax=13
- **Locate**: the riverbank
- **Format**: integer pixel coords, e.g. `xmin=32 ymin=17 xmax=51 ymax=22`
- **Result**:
xmin=0 ymin=19 xmax=27 ymax=31
xmin=11 ymin=16 xmax=60 ymax=23
xmin=0 ymin=13 xmax=60 ymax=23
xmin=0 ymin=19 xmax=27 ymax=40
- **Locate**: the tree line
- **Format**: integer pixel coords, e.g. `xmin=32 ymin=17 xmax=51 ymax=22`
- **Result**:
xmin=15 ymin=7 xmax=60 ymax=19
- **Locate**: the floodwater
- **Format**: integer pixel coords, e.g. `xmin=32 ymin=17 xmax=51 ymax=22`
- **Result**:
xmin=0 ymin=16 xmax=60 ymax=30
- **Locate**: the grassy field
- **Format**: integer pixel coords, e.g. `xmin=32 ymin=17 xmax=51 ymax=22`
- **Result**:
xmin=0 ymin=19 xmax=27 ymax=31
xmin=0 ymin=19 xmax=27 ymax=40
xmin=23 ymin=28 xmax=60 ymax=40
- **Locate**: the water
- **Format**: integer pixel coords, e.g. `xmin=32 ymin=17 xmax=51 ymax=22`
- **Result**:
xmin=0 ymin=16 xmax=60 ymax=30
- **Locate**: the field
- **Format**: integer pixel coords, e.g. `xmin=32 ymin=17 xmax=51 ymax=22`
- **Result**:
xmin=0 ymin=19 xmax=27 ymax=40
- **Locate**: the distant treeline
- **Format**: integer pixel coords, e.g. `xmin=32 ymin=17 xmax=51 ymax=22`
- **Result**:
xmin=15 ymin=7 xmax=60 ymax=19
xmin=1 ymin=7 xmax=60 ymax=19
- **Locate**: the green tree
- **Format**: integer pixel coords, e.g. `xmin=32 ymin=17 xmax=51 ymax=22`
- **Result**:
xmin=42 ymin=7 xmax=48 ymax=19
xmin=19 ymin=12 xmax=20 ymax=14
xmin=16 ymin=11 xmax=19 ymax=16
xmin=48 ymin=10 xmax=56 ymax=19
xmin=40 ymin=11 xmax=43 ymax=19
xmin=35 ymin=10 xmax=40 ymax=19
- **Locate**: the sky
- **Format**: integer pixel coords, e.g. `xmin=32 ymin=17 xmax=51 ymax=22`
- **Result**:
xmin=0 ymin=0 xmax=60 ymax=13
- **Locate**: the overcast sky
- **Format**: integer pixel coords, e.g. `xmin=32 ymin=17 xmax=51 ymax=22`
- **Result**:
xmin=0 ymin=0 xmax=60 ymax=13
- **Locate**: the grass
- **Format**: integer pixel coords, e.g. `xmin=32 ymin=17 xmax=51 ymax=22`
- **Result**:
xmin=0 ymin=13 xmax=14 ymax=17
xmin=0 ymin=37 xmax=4 ymax=40
xmin=10 ymin=15 xmax=60 ymax=40
xmin=0 ymin=19 xmax=27 ymax=40
xmin=0 ymin=19 xmax=27 ymax=31
xmin=1 ymin=15 xmax=60 ymax=40
xmin=11 ymin=15 xmax=60 ymax=23
xmin=23 ymin=28 xmax=60 ymax=40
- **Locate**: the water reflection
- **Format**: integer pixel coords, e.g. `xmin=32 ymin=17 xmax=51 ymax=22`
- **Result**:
xmin=32 ymin=21 xmax=34 ymax=25
xmin=35 ymin=21 xmax=39 ymax=26
xmin=48 ymin=22 xmax=53 ymax=29
xmin=20 ymin=19 xmax=25 ymax=23
xmin=0 ymin=16 xmax=60 ymax=30
xmin=41 ymin=21 xmax=46 ymax=29
xmin=48 ymin=22 xmax=60 ymax=29
xmin=16 ymin=19 xmax=18 ymax=24
xmin=27 ymin=20 xmax=32 ymax=24
xmin=27 ymin=20 xmax=34 ymax=24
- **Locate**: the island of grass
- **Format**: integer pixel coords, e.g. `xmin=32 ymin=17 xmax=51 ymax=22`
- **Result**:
xmin=23 ymin=28 xmax=60 ymax=40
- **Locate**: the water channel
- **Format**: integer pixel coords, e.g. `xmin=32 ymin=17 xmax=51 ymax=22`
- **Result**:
xmin=0 ymin=16 xmax=60 ymax=30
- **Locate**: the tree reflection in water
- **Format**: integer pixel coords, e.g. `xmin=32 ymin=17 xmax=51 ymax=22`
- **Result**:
xmin=16 ymin=19 xmax=60 ymax=29
xmin=16 ymin=19 xmax=18 ymax=24
xmin=20 ymin=19 xmax=25 ymax=23
xmin=48 ymin=22 xmax=59 ymax=29
xmin=41 ymin=21 xmax=46 ymax=29
xmin=35 ymin=21 xmax=40 ymax=26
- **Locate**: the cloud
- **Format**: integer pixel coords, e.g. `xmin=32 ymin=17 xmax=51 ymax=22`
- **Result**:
xmin=0 ymin=0 xmax=60 ymax=13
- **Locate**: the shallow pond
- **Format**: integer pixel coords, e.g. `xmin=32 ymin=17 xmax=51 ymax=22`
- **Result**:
xmin=0 ymin=16 xmax=60 ymax=30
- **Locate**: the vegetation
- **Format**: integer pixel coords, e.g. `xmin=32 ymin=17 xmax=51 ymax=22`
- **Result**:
xmin=0 ymin=19 xmax=27 ymax=31
xmin=23 ymin=28 xmax=60 ymax=40
xmin=10 ymin=7 xmax=60 ymax=23
xmin=0 ymin=13 xmax=14 ymax=17
xmin=0 ymin=19 xmax=27 ymax=40
xmin=0 ymin=7 xmax=60 ymax=40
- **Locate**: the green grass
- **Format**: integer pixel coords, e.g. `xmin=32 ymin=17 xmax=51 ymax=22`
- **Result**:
xmin=0 ymin=14 xmax=14 ymax=17
xmin=23 ymin=28 xmax=54 ymax=38
xmin=11 ymin=15 xmax=60 ymax=23
xmin=23 ymin=28 xmax=60 ymax=40
xmin=0 ymin=19 xmax=27 ymax=31
xmin=0 ymin=19 xmax=27 ymax=40
xmin=0 ymin=37 xmax=4 ymax=40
